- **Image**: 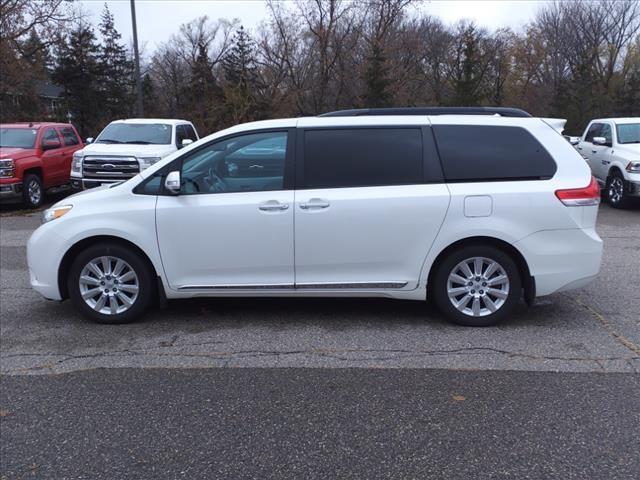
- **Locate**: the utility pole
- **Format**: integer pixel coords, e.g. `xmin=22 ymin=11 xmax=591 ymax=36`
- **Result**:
xmin=130 ymin=0 xmax=144 ymax=117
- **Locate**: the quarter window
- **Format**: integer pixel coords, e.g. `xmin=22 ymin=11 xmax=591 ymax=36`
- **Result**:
xmin=302 ymin=128 xmax=423 ymax=189
xmin=180 ymin=131 xmax=288 ymax=195
xmin=432 ymin=125 xmax=557 ymax=182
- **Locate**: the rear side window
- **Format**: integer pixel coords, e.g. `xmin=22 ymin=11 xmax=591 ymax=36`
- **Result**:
xmin=432 ymin=125 xmax=557 ymax=182
xmin=303 ymin=128 xmax=423 ymax=189
xmin=60 ymin=127 xmax=80 ymax=146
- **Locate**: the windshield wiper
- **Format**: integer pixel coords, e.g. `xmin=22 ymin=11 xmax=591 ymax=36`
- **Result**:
xmin=97 ymin=139 xmax=123 ymax=144
xmin=124 ymin=140 xmax=154 ymax=144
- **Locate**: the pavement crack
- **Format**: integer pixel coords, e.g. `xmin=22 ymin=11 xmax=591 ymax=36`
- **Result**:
xmin=565 ymin=294 xmax=640 ymax=355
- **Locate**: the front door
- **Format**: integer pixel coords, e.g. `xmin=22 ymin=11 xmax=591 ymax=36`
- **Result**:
xmin=156 ymin=130 xmax=295 ymax=290
xmin=40 ymin=127 xmax=66 ymax=186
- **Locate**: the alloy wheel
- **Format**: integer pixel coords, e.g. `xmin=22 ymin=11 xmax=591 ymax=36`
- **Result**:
xmin=608 ymin=177 xmax=624 ymax=205
xmin=78 ymin=256 xmax=140 ymax=315
xmin=446 ymin=256 xmax=510 ymax=317
xmin=28 ymin=179 xmax=42 ymax=205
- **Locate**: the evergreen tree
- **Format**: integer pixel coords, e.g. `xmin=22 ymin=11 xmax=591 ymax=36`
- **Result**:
xmin=451 ymin=26 xmax=486 ymax=106
xmin=98 ymin=3 xmax=133 ymax=120
xmin=189 ymin=40 xmax=224 ymax=131
xmin=222 ymin=26 xmax=264 ymax=124
xmin=52 ymin=23 xmax=102 ymax=136
xmin=362 ymin=43 xmax=392 ymax=108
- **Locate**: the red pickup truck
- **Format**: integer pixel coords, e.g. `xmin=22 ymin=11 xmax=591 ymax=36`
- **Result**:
xmin=0 ymin=122 xmax=84 ymax=208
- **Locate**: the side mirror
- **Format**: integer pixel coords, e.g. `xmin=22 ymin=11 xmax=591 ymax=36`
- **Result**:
xmin=181 ymin=139 xmax=193 ymax=147
xmin=86 ymin=137 xmax=94 ymax=144
xmin=164 ymin=171 xmax=181 ymax=195
xmin=569 ymin=136 xmax=581 ymax=146
xmin=592 ymin=136 xmax=608 ymax=146
xmin=42 ymin=139 xmax=61 ymax=150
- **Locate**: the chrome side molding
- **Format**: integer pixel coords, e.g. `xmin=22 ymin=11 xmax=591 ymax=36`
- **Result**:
xmin=178 ymin=281 xmax=408 ymax=291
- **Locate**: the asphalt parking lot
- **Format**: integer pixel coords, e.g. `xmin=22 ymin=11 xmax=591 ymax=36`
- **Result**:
xmin=1 ymin=200 xmax=639 ymax=479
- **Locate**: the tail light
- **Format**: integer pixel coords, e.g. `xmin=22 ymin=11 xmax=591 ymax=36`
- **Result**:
xmin=555 ymin=176 xmax=601 ymax=206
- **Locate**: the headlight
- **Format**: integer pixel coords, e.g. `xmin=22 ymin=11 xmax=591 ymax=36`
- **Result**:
xmin=0 ymin=159 xmax=15 ymax=178
xmin=627 ymin=161 xmax=640 ymax=173
xmin=138 ymin=157 xmax=162 ymax=170
xmin=42 ymin=205 xmax=72 ymax=224
xmin=71 ymin=152 xmax=83 ymax=174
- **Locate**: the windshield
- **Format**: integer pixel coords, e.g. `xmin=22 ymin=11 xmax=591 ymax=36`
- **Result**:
xmin=0 ymin=128 xmax=37 ymax=148
xmin=96 ymin=123 xmax=172 ymax=145
xmin=616 ymin=123 xmax=640 ymax=144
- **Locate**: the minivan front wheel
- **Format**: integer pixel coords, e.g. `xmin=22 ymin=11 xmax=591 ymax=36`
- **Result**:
xmin=68 ymin=243 xmax=154 ymax=324
xmin=433 ymin=245 xmax=521 ymax=327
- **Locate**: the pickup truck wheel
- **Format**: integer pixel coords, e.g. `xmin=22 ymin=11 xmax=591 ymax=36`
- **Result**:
xmin=432 ymin=245 xmax=521 ymax=327
xmin=68 ymin=243 xmax=154 ymax=324
xmin=22 ymin=173 xmax=44 ymax=208
xmin=606 ymin=172 xmax=630 ymax=209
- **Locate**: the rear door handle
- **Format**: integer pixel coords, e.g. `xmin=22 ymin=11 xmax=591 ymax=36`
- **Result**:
xmin=300 ymin=198 xmax=330 ymax=210
xmin=259 ymin=200 xmax=289 ymax=212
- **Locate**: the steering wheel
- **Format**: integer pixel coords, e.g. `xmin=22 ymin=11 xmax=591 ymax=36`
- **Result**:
xmin=205 ymin=167 xmax=227 ymax=193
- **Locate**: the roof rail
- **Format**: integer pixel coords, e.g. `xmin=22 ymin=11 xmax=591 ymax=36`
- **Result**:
xmin=319 ymin=107 xmax=532 ymax=118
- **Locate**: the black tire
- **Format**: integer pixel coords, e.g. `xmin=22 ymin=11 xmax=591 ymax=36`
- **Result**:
xmin=68 ymin=242 xmax=154 ymax=324
xmin=432 ymin=244 xmax=522 ymax=327
xmin=606 ymin=171 xmax=631 ymax=209
xmin=22 ymin=173 xmax=44 ymax=209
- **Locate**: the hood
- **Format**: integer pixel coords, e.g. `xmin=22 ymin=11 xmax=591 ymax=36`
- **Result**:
xmin=615 ymin=144 xmax=640 ymax=158
xmin=78 ymin=143 xmax=175 ymax=158
xmin=0 ymin=147 xmax=37 ymax=159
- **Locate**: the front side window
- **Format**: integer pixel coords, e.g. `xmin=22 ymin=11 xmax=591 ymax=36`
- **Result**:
xmin=41 ymin=128 xmax=60 ymax=148
xmin=180 ymin=131 xmax=288 ymax=194
xmin=302 ymin=128 xmax=423 ymax=189
xmin=96 ymin=123 xmax=172 ymax=145
xmin=60 ymin=127 xmax=80 ymax=146
xmin=585 ymin=123 xmax=602 ymax=143
xmin=600 ymin=124 xmax=612 ymax=144
xmin=432 ymin=125 xmax=557 ymax=182
xmin=0 ymin=128 xmax=37 ymax=148
xmin=616 ymin=123 xmax=640 ymax=144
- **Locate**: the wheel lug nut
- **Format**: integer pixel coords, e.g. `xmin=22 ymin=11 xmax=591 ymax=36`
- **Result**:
xmin=479 ymin=290 xmax=484 ymax=294
xmin=482 ymin=282 xmax=487 ymax=286
xmin=471 ymin=290 xmax=475 ymax=294
xmin=113 ymin=288 xmax=117 ymax=292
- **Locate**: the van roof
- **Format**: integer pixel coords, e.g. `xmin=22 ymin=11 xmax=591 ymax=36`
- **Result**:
xmin=320 ymin=107 xmax=532 ymax=118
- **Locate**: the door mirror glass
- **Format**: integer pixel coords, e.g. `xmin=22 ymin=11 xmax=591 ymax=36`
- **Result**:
xmin=592 ymin=136 xmax=607 ymax=146
xmin=42 ymin=139 xmax=61 ymax=150
xmin=86 ymin=137 xmax=94 ymax=144
xmin=164 ymin=170 xmax=181 ymax=195
xmin=181 ymin=138 xmax=193 ymax=147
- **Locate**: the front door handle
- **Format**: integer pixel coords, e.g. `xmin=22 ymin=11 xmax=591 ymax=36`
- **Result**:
xmin=300 ymin=198 xmax=330 ymax=210
xmin=259 ymin=200 xmax=289 ymax=212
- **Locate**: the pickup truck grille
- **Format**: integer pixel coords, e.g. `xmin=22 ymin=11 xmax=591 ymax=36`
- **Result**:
xmin=82 ymin=156 xmax=140 ymax=179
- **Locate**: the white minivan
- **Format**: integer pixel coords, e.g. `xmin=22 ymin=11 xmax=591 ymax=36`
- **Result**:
xmin=28 ymin=107 xmax=603 ymax=326
xmin=70 ymin=118 xmax=199 ymax=190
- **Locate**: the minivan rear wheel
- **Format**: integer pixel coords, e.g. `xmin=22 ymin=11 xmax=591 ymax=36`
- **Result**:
xmin=432 ymin=245 xmax=521 ymax=327
xmin=68 ymin=243 xmax=154 ymax=324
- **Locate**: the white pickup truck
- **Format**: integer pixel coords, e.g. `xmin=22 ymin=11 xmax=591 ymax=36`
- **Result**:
xmin=575 ymin=118 xmax=640 ymax=208
xmin=70 ymin=119 xmax=199 ymax=190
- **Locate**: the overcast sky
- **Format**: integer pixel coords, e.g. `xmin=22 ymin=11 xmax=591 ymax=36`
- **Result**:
xmin=79 ymin=0 xmax=543 ymax=52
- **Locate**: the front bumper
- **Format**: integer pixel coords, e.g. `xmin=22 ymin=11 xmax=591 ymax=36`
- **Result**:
xmin=0 ymin=181 xmax=23 ymax=202
xmin=71 ymin=177 xmax=129 ymax=191
xmin=626 ymin=179 xmax=640 ymax=197
xmin=27 ymin=223 xmax=66 ymax=301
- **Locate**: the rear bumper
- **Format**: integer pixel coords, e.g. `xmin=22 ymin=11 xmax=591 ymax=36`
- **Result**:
xmin=514 ymin=228 xmax=603 ymax=297
xmin=0 ymin=181 xmax=23 ymax=202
